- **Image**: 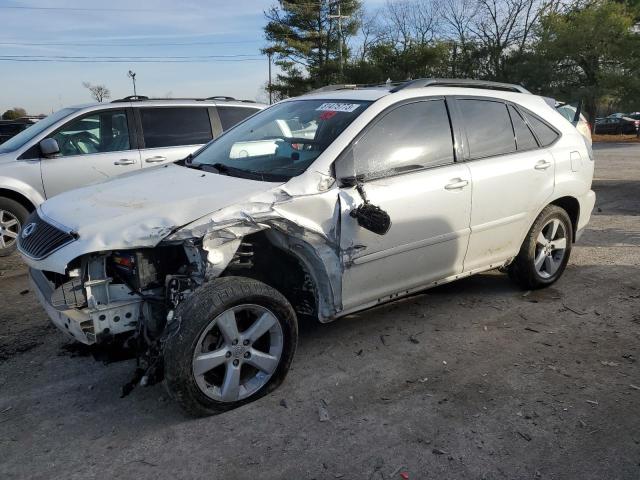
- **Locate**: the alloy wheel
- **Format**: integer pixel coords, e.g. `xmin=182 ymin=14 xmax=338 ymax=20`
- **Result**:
xmin=534 ymin=218 xmax=567 ymax=279
xmin=0 ymin=209 xmax=20 ymax=249
xmin=192 ymin=304 xmax=284 ymax=402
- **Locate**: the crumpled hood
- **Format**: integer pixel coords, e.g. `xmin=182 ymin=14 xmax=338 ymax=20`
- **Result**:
xmin=33 ymin=164 xmax=278 ymax=270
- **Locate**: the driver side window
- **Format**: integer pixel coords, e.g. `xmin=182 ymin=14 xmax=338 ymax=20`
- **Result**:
xmin=51 ymin=110 xmax=130 ymax=157
xmin=352 ymin=100 xmax=455 ymax=180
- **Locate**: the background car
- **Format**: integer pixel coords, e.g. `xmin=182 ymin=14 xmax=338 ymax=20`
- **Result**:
xmin=0 ymin=96 xmax=265 ymax=256
xmin=0 ymin=118 xmax=36 ymax=144
xmin=594 ymin=116 xmax=638 ymax=135
xmin=556 ymin=103 xmax=592 ymax=143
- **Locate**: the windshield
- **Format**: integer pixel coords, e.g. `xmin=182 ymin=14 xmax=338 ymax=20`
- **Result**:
xmin=191 ymin=99 xmax=372 ymax=181
xmin=0 ymin=108 xmax=79 ymax=153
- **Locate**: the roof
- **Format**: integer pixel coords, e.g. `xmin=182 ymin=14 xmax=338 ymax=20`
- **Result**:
xmin=293 ymin=78 xmax=534 ymax=103
xmin=68 ymin=98 xmax=267 ymax=112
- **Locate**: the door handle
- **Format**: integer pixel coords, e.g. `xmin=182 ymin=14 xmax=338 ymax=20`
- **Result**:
xmin=114 ymin=159 xmax=136 ymax=166
xmin=145 ymin=156 xmax=167 ymax=163
xmin=444 ymin=178 xmax=469 ymax=190
xmin=534 ymin=160 xmax=552 ymax=170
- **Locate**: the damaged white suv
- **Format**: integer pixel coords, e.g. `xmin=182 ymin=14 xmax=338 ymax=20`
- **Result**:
xmin=19 ymin=79 xmax=595 ymax=416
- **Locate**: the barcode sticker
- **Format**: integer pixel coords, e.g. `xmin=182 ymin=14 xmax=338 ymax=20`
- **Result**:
xmin=315 ymin=103 xmax=361 ymax=113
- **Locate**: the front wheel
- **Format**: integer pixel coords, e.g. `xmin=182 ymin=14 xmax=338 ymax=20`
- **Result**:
xmin=164 ymin=276 xmax=298 ymax=417
xmin=508 ymin=205 xmax=573 ymax=290
xmin=0 ymin=198 xmax=29 ymax=257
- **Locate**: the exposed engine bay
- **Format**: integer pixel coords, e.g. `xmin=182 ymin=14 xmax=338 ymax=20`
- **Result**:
xmin=38 ymin=232 xmax=319 ymax=394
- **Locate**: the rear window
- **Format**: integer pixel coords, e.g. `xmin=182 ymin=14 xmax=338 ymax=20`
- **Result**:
xmin=521 ymin=110 xmax=559 ymax=146
xmin=217 ymin=106 xmax=260 ymax=130
xmin=459 ymin=99 xmax=516 ymax=159
xmin=140 ymin=107 xmax=212 ymax=148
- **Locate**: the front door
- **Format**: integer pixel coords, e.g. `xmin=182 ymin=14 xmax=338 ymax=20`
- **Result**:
xmin=41 ymin=108 xmax=140 ymax=198
xmin=338 ymin=99 xmax=472 ymax=311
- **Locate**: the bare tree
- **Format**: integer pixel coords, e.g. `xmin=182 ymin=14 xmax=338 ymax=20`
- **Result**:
xmin=468 ymin=0 xmax=546 ymax=78
xmin=378 ymin=0 xmax=440 ymax=51
xmin=82 ymin=82 xmax=111 ymax=102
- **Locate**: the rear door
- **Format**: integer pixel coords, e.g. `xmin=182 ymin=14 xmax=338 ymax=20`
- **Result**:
xmin=455 ymin=98 xmax=557 ymax=271
xmin=41 ymin=108 xmax=140 ymax=198
xmin=137 ymin=106 xmax=214 ymax=167
xmin=338 ymin=98 xmax=472 ymax=310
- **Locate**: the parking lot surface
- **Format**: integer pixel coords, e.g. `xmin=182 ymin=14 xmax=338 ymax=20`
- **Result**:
xmin=1 ymin=144 xmax=639 ymax=480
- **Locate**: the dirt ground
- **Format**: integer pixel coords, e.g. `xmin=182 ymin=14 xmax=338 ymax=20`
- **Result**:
xmin=1 ymin=144 xmax=638 ymax=480
xmin=591 ymin=133 xmax=639 ymax=143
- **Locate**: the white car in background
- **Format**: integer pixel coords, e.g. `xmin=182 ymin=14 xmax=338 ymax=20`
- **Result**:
xmin=556 ymin=103 xmax=592 ymax=143
xmin=0 ymin=96 xmax=264 ymax=255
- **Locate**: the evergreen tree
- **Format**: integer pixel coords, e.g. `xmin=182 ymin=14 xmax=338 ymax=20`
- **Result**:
xmin=263 ymin=0 xmax=361 ymax=97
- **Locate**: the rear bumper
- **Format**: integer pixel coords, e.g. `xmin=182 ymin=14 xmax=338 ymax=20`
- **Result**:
xmin=29 ymin=268 xmax=95 ymax=345
xmin=576 ymin=190 xmax=596 ymax=240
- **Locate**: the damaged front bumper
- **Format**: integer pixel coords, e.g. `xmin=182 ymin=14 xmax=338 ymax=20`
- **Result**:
xmin=29 ymin=268 xmax=143 ymax=345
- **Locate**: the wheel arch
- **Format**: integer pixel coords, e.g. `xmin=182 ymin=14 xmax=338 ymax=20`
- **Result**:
xmin=0 ymin=187 xmax=37 ymax=213
xmin=549 ymin=196 xmax=579 ymax=241
xmin=220 ymin=229 xmax=340 ymax=323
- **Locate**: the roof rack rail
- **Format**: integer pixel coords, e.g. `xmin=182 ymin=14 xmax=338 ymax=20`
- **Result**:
xmin=112 ymin=95 xmax=150 ymax=102
xmin=308 ymin=81 xmax=405 ymax=94
xmin=390 ymin=78 xmax=530 ymax=94
xmin=111 ymin=95 xmax=256 ymax=103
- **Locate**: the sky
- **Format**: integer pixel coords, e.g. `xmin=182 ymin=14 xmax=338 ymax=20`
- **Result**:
xmin=0 ymin=0 xmax=278 ymax=114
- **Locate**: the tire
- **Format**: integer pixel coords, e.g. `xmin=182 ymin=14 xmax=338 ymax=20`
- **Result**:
xmin=508 ymin=205 xmax=573 ymax=290
xmin=0 ymin=198 xmax=29 ymax=257
xmin=164 ymin=276 xmax=298 ymax=417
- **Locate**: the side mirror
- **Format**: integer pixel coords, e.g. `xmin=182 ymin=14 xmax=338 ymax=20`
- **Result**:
xmin=39 ymin=138 xmax=60 ymax=158
xmin=350 ymin=201 xmax=391 ymax=235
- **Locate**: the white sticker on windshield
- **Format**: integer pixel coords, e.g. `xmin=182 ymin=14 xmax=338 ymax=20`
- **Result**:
xmin=315 ymin=102 xmax=361 ymax=113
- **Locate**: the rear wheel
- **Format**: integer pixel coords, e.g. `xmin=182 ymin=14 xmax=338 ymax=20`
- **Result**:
xmin=0 ymin=198 xmax=29 ymax=257
xmin=164 ymin=276 xmax=298 ymax=417
xmin=508 ymin=205 xmax=573 ymax=289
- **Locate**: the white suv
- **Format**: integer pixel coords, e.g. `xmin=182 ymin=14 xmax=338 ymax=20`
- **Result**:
xmin=0 ymin=96 xmax=264 ymax=255
xmin=18 ymin=79 xmax=595 ymax=416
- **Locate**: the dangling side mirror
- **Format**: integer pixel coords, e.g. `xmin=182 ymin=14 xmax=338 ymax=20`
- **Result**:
xmin=350 ymin=202 xmax=391 ymax=235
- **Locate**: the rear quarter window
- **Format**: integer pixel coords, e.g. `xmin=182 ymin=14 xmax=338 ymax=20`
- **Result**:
xmin=217 ymin=106 xmax=261 ymax=130
xmin=521 ymin=110 xmax=560 ymax=147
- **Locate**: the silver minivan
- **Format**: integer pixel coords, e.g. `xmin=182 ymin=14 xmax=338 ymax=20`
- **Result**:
xmin=0 ymin=96 xmax=265 ymax=255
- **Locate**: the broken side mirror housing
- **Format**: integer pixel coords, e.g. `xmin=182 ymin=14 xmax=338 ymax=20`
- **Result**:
xmin=39 ymin=138 xmax=60 ymax=158
xmin=350 ymin=201 xmax=391 ymax=236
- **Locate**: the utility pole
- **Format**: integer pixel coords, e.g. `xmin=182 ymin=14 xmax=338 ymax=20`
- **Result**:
xmin=127 ymin=70 xmax=137 ymax=97
xmin=329 ymin=1 xmax=349 ymax=82
xmin=267 ymin=51 xmax=272 ymax=105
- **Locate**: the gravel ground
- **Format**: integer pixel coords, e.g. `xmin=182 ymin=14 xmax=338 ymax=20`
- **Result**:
xmin=1 ymin=144 xmax=638 ymax=480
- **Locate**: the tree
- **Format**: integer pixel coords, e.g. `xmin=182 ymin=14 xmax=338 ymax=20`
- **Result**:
xmin=1 ymin=107 xmax=27 ymax=120
xmin=534 ymin=0 xmax=640 ymax=122
xmin=82 ymin=82 xmax=111 ymax=102
xmin=263 ymin=0 xmax=362 ymax=97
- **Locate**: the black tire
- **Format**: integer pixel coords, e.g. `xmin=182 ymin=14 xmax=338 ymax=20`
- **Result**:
xmin=0 ymin=197 xmax=29 ymax=257
xmin=163 ymin=276 xmax=298 ymax=417
xmin=508 ymin=205 xmax=573 ymax=290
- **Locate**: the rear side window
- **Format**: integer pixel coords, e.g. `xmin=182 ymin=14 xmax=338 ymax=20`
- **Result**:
xmin=521 ymin=110 xmax=559 ymax=146
xmin=352 ymin=100 xmax=454 ymax=180
xmin=217 ymin=106 xmax=260 ymax=130
xmin=139 ymin=107 xmax=212 ymax=148
xmin=459 ymin=99 xmax=516 ymax=159
xmin=508 ymin=105 xmax=538 ymax=151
